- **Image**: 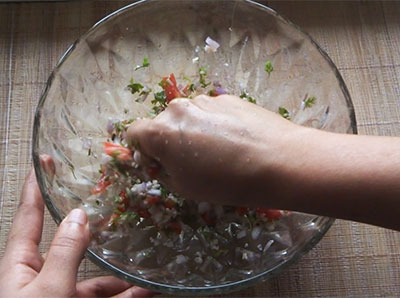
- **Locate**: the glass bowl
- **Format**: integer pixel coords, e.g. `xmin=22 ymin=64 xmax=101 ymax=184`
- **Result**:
xmin=33 ymin=0 xmax=356 ymax=295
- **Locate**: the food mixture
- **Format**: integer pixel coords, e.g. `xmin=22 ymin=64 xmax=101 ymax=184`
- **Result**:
xmin=84 ymin=38 xmax=317 ymax=285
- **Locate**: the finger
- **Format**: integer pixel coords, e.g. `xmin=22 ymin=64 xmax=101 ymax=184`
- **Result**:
xmin=38 ymin=209 xmax=90 ymax=290
xmin=112 ymin=286 xmax=156 ymax=298
xmin=76 ymin=276 xmax=132 ymax=297
xmin=4 ymin=168 xmax=44 ymax=271
xmin=127 ymin=119 xmax=165 ymax=159
xmin=40 ymin=154 xmax=55 ymax=179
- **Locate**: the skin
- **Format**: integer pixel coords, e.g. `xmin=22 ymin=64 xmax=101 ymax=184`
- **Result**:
xmin=128 ymin=94 xmax=400 ymax=231
xmin=0 ymin=156 xmax=154 ymax=298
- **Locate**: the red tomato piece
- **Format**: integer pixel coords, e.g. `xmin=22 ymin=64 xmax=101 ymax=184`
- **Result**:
xmin=256 ymin=208 xmax=282 ymax=221
xmin=236 ymin=206 xmax=249 ymax=215
xmin=147 ymin=164 xmax=161 ymax=179
xmin=137 ymin=209 xmax=151 ymax=219
xmin=91 ymin=175 xmax=111 ymax=195
xmin=108 ymin=213 xmax=120 ymax=227
xmin=167 ymin=221 xmax=182 ymax=234
xmin=104 ymin=142 xmax=132 ymax=160
xmin=145 ymin=195 xmax=161 ymax=205
xmin=161 ymin=73 xmax=182 ymax=103
xmin=116 ymin=190 xmax=129 ymax=212
xmin=163 ymin=198 xmax=176 ymax=209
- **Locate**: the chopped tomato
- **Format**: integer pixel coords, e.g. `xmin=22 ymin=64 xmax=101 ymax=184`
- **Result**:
xmin=256 ymin=208 xmax=282 ymax=221
xmin=108 ymin=213 xmax=120 ymax=227
xmin=147 ymin=164 xmax=161 ymax=179
xmin=163 ymin=198 xmax=176 ymax=209
xmin=145 ymin=195 xmax=161 ymax=205
xmin=236 ymin=206 xmax=249 ymax=215
xmin=91 ymin=173 xmax=111 ymax=195
xmin=137 ymin=209 xmax=151 ymax=219
xmin=160 ymin=73 xmax=182 ymax=103
xmin=117 ymin=190 xmax=129 ymax=212
xmin=167 ymin=221 xmax=182 ymax=234
xmin=104 ymin=142 xmax=132 ymax=160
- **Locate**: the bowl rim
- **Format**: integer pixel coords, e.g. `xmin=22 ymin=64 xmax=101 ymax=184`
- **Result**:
xmin=32 ymin=0 xmax=356 ymax=295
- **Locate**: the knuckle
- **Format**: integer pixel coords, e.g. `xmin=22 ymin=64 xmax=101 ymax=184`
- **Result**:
xmin=52 ymin=233 xmax=85 ymax=251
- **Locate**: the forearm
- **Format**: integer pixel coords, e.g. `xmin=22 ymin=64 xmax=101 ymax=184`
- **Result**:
xmin=266 ymin=128 xmax=400 ymax=230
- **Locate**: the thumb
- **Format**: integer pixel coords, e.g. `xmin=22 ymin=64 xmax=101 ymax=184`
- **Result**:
xmin=38 ymin=209 xmax=90 ymax=291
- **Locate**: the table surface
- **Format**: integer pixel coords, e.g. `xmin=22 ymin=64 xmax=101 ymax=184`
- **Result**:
xmin=0 ymin=1 xmax=399 ymax=296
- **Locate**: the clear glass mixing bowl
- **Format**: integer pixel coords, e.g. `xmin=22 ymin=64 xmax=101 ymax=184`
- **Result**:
xmin=33 ymin=0 xmax=356 ymax=295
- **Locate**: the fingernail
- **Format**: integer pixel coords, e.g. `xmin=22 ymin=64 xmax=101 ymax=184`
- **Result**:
xmin=67 ymin=208 xmax=87 ymax=225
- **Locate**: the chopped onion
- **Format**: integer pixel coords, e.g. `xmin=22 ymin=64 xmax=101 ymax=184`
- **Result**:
xmin=251 ymin=226 xmax=262 ymax=240
xmin=237 ymin=229 xmax=247 ymax=239
xmin=82 ymin=137 xmax=92 ymax=150
xmin=133 ymin=150 xmax=141 ymax=164
xmin=147 ymin=189 xmax=162 ymax=197
xmin=176 ymin=254 xmax=188 ymax=264
xmin=215 ymin=87 xmax=227 ymax=95
xmin=101 ymin=153 xmax=113 ymax=164
xmin=204 ymin=36 xmax=220 ymax=53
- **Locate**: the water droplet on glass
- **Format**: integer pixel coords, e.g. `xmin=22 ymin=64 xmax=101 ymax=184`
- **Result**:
xmin=165 ymin=140 xmax=169 ymax=145
xmin=194 ymin=152 xmax=198 ymax=157
xmin=246 ymin=158 xmax=250 ymax=163
xmin=188 ymin=140 xmax=192 ymax=145
xmin=178 ymin=140 xmax=182 ymax=145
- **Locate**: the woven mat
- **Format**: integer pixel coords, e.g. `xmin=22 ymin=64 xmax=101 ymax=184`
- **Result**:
xmin=0 ymin=1 xmax=399 ymax=296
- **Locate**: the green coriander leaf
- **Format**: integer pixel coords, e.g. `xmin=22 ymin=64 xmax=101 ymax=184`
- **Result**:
xmin=199 ymin=67 xmax=211 ymax=88
xmin=264 ymin=60 xmax=273 ymax=76
xmin=127 ymin=79 xmax=144 ymax=94
xmin=134 ymin=57 xmax=150 ymax=71
xmin=139 ymin=87 xmax=152 ymax=96
xmin=151 ymin=91 xmax=167 ymax=115
xmin=114 ymin=195 xmax=123 ymax=204
xmin=240 ymin=91 xmax=257 ymax=104
xmin=278 ymin=107 xmax=290 ymax=120
xmin=304 ymin=96 xmax=316 ymax=108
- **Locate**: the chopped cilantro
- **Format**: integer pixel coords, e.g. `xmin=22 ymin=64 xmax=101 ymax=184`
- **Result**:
xmin=114 ymin=195 xmax=123 ymax=204
xmin=120 ymin=211 xmax=139 ymax=222
xmin=124 ymin=108 xmax=129 ymax=114
xmin=151 ymin=91 xmax=167 ymax=114
xmin=278 ymin=107 xmax=290 ymax=120
xmin=304 ymin=96 xmax=316 ymax=108
xmin=264 ymin=60 xmax=273 ymax=76
xmin=134 ymin=57 xmax=150 ymax=71
xmin=127 ymin=79 xmax=144 ymax=94
xmin=240 ymin=91 xmax=257 ymax=104
xmin=199 ymin=67 xmax=211 ymax=88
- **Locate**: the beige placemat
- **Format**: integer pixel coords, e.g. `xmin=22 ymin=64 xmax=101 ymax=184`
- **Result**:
xmin=0 ymin=1 xmax=399 ymax=296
